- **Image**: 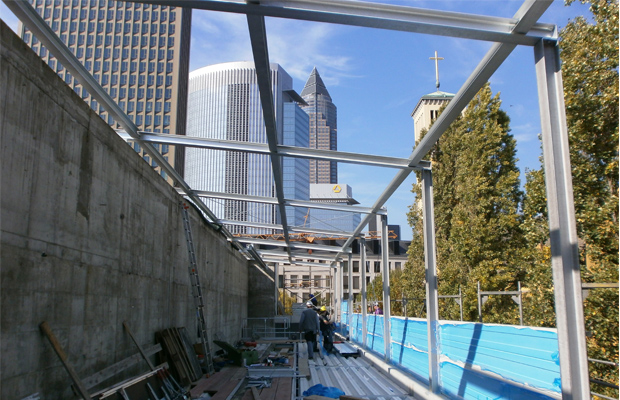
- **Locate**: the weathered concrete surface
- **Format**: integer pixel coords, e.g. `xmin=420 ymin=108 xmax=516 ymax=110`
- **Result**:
xmin=0 ymin=21 xmax=254 ymax=399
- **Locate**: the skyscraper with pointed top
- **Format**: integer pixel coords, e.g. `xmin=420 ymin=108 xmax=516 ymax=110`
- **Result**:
xmin=301 ymin=67 xmax=337 ymax=184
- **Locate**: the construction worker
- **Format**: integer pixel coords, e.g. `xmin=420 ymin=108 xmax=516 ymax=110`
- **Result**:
xmin=299 ymin=301 xmax=320 ymax=358
xmin=319 ymin=306 xmax=334 ymax=353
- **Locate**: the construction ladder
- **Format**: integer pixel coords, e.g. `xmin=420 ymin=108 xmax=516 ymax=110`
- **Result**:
xmin=180 ymin=202 xmax=214 ymax=375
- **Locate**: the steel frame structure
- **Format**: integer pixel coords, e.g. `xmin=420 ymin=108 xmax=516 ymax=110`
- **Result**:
xmin=4 ymin=0 xmax=590 ymax=397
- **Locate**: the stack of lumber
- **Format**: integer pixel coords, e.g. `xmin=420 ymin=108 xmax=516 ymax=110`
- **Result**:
xmin=158 ymin=327 xmax=203 ymax=385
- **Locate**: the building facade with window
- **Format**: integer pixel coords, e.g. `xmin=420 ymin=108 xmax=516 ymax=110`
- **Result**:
xmin=410 ymin=90 xmax=455 ymax=144
xmin=276 ymin=234 xmax=410 ymax=308
xmin=185 ymin=61 xmax=309 ymax=234
xmin=20 ymin=0 xmax=192 ymax=180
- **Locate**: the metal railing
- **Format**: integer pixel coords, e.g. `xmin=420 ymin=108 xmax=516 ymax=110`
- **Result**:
xmin=242 ymin=317 xmax=292 ymax=340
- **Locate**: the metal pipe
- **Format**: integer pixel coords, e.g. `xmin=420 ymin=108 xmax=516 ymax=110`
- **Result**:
xmin=381 ymin=214 xmax=391 ymax=362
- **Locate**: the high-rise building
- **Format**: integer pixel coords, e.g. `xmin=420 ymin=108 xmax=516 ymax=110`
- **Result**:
xmin=19 ymin=0 xmax=192 ymax=181
xmin=300 ymin=67 xmax=337 ymax=184
xmin=185 ymin=61 xmax=309 ymax=234
xmin=307 ymin=184 xmax=360 ymax=232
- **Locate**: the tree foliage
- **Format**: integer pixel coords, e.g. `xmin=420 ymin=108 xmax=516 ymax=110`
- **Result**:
xmin=523 ymin=0 xmax=618 ymax=396
xmin=404 ymin=83 xmax=526 ymax=323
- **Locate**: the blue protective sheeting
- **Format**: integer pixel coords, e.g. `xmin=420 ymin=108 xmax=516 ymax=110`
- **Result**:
xmin=439 ymin=323 xmax=561 ymax=394
xmin=343 ymin=304 xmax=561 ymax=400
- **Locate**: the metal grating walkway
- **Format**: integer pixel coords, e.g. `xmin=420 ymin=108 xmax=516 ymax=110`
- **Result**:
xmin=297 ymin=346 xmax=416 ymax=400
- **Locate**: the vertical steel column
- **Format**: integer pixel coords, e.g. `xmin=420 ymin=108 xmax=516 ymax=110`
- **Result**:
xmin=274 ymin=263 xmax=279 ymax=316
xmin=535 ymin=39 xmax=590 ymax=399
xmin=347 ymin=253 xmax=353 ymax=334
xmin=422 ymin=169 xmax=440 ymax=393
xmin=360 ymin=238 xmax=368 ymax=349
xmin=338 ymin=261 xmax=344 ymax=331
xmin=381 ymin=214 xmax=392 ymax=361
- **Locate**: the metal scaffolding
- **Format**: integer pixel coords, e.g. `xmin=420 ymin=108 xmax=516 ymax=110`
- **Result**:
xmin=4 ymin=0 xmax=590 ymax=397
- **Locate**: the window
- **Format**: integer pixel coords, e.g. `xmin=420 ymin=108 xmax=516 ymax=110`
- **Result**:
xmin=170 ymin=11 xmax=176 ymax=22
xmin=353 ymin=261 xmax=359 ymax=273
xmin=353 ymin=277 xmax=360 ymax=290
xmin=167 ymin=49 xmax=174 ymax=60
xmin=164 ymin=102 xmax=170 ymax=112
xmin=145 ymin=115 xmax=152 ymax=126
xmin=343 ymin=275 xmax=349 ymax=289
xmin=290 ymin=275 xmax=298 ymax=287
xmin=169 ymin=24 xmax=175 ymax=35
xmin=111 ymin=75 xmax=117 ymax=85
xmin=96 ymin=35 xmax=103 ymax=46
xmin=165 ymin=76 xmax=172 ymax=86
xmin=156 ymin=76 xmax=163 ymax=86
xmin=155 ymin=102 xmax=162 ymax=112
xmin=128 ymin=88 xmax=135 ymax=99
xmin=133 ymin=24 xmax=140 ymax=34
xmin=154 ymin=115 xmax=161 ymax=126
xmin=127 ymin=101 xmax=134 ymax=112
xmin=112 ymin=61 xmax=118 ymax=72
xmin=100 ymin=74 xmax=108 ymax=85
xmin=147 ymin=76 xmax=154 ymax=86
xmin=135 ymin=115 xmax=143 ymax=125
xmin=374 ymin=261 xmax=381 ymax=273
xmin=302 ymin=275 xmax=310 ymax=288
xmin=164 ymin=89 xmax=171 ymax=99
xmin=120 ymin=75 xmax=127 ymax=85
xmin=146 ymin=88 xmax=153 ymax=99
xmin=121 ymin=61 xmax=127 ymax=72
xmin=166 ymin=63 xmax=172 ymax=73
xmin=138 ymin=75 xmax=145 ymax=86
xmin=129 ymin=75 xmax=136 ymax=86
xmin=142 ymin=24 xmax=149 ymax=34
xmin=137 ymin=88 xmax=144 ymax=99
xmin=163 ymin=115 xmax=170 ymax=126
xmin=119 ymin=88 xmax=126 ymax=98
xmin=167 ymin=37 xmax=174 ymax=47
xmin=314 ymin=276 xmax=321 ymax=288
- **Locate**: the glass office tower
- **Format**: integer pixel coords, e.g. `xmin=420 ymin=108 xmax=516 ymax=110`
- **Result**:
xmin=19 ymin=0 xmax=192 ymax=181
xmin=300 ymin=67 xmax=338 ymax=184
xmin=185 ymin=61 xmax=309 ymax=234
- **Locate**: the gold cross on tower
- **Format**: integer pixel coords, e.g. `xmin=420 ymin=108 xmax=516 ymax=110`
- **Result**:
xmin=429 ymin=50 xmax=444 ymax=91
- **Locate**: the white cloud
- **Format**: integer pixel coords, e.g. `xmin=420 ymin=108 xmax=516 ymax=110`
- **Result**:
xmin=189 ymin=11 xmax=357 ymax=86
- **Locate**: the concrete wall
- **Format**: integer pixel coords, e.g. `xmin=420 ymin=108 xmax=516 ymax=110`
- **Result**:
xmin=1 ymin=21 xmax=252 ymax=399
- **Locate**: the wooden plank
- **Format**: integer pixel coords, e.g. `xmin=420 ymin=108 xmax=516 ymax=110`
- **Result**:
xmin=178 ymin=327 xmax=203 ymax=380
xmin=189 ymin=367 xmax=246 ymax=398
xmin=160 ymin=329 xmax=191 ymax=385
xmin=209 ymin=374 xmax=245 ymax=400
xmin=272 ymin=377 xmax=292 ymax=400
xmin=123 ymin=321 xmax=155 ymax=370
xmin=170 ymin=327 xmax=198 ymax=381
xmin=82 ymin=343 xmax=162 ymax=389
xmin=39 ymin=321 xmax=91 ymax=399
xmin=251 ymin=386 xmax=262 ymax=400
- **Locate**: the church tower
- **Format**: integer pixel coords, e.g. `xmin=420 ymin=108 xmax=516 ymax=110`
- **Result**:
xmin=411 ymin=51 xmax=454 ymax=143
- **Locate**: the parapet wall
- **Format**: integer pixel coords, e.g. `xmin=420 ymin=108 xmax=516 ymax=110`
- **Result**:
xmin=0 ymin=21 xmax=251 ymax=398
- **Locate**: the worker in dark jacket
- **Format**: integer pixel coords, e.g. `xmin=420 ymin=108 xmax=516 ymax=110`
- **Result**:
xmin=319 ymin=306 xmax=334 ymax=353
xmin=299 ymin=301 xmax=320 ymax=358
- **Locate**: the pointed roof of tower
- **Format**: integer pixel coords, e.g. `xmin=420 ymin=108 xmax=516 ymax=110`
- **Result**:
xmin=301 ymin=67 xmax=332 ymax=100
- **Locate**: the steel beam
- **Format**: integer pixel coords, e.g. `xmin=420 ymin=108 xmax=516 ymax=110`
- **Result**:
xmin=336 ymin=0 xmax=553 ymax=261
xmin=422 ymin=169 xmax=440 ymax=394
xmin=535 ymin=39 xmax=590 ymax=400
xmin=380 ymin=214 xmax=391 ymax=362
xmin=187 ymin=189 xmax=384 ymax=215
xmin=131 ymin=0 xmax=556 ymax=45
xmin=235 ymin=237 xmax=351 ymax=253
xmin=347 ymin=253 xmax=353 ymax=333
xmin=120 ymin=131 xmax=428 ymax=170
xmin=246 ymin=12 xmax=292 ymax=261
xmin=360 ymin=238 xmax=367 ymax=349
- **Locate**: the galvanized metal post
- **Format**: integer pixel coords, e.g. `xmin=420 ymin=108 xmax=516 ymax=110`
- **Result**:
xmin=477 ymin=281 xmax=483 ymax=323
xmin=360 ymin=238 xmax=368 ymax=349
xmin=347 ymin=253 xmax=353 ymax=335
xmin=274 ymin=262 xmax=279 ymax=316
xmin=338 ymin=260 xmax=344 ymax=333
xmin=535 ymin=39 xmax=590 ymax=400
xmin=381 ymin=214 xmax=392 ymax=362
xmin=518 ymin=281 xmax=523 ymax=326
xmin=422 ymin=169 xmax=440 ymax=393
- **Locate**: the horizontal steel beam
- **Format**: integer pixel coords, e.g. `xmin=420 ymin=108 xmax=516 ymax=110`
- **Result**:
xmin=235 ymin=237 xmax=352 ymax=253
xmin=131 ymin=0 xmax=556 ymax=45
xmin=182 ymin=188 xmax=385 ymax=215
xmin=117 ymin=131 xmax=429 ymax=170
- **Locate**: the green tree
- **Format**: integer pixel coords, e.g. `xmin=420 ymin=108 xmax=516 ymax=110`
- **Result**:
xmin=405 ymin=83 xmax=526 ymax=323
xmin=522 ymin=0 xmax=618 ymax=396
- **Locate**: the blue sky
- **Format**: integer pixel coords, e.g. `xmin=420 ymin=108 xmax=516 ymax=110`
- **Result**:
xmin=1 ymin=0 xmax=592 ymax=240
